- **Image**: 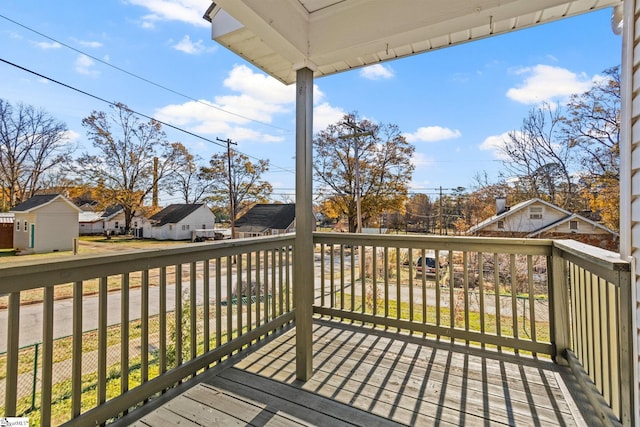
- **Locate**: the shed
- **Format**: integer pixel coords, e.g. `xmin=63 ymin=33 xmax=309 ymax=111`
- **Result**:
xmin=10 ymin=194 xmax=81 ymax=254
xmin=145 ymin=204 xmax=215 ymax=240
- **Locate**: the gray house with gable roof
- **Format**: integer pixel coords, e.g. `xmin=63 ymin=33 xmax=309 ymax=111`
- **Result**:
xmin=234 ymin=204 xmax=297 ymax=239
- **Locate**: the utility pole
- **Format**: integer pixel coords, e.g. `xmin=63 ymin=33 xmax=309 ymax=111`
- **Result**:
xmin=340 ymin=118 xmax=372 ymax=233
xmin=439 ymin=186 xmax=443 ymax=235
xmin=216 ymin=137 xmax=238 ymax=239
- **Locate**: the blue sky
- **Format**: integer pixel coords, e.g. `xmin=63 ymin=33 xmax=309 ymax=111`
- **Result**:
xmin=0 ymin=1 xmax=623 ymax=203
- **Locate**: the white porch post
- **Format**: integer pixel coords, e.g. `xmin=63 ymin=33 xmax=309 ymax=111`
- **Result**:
xmin=620 ymin=0 xmax=639 ymax=424
xmin=294 ymin=67 xmax=314 ymax=380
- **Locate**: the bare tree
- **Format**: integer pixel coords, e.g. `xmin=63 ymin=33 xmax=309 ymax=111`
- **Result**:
xmin=500 ymin=103 xmax=576 ymax=208
xmin=164 ymin=144 xmax=208 ymax=204
xmin=0 ymin=99 xmax=74 ymax=208
xmin=75 ymin=103 xmax=184 ymax=231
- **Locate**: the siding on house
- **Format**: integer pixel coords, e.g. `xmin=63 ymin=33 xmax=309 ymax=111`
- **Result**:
xmin=11 ymin=194 xmax=81 ymax=253
xmin=145 ymin=204 xmax=215 ymax=240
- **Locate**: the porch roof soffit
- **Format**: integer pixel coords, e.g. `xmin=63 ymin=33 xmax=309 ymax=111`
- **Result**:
xmin=205 ymin=0 xmax=621 ymax=85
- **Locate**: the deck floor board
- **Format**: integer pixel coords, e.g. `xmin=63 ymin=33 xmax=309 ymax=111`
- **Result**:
xmin=120 ymin=319 xmax=601 ymax=427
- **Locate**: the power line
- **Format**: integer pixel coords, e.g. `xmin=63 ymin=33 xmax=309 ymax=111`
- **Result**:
xmin=0 ymin=13 xmax=292 ymax=133
xmin=0 ymin=56 xmax=297 ymax=175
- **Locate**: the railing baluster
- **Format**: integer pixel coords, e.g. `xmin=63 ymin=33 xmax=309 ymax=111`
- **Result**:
xmin=320 ymin=243 xmax=326 ymax=307
xmin=494 ymin=253 xmax=501 ymax=350
xmin=189 ymin=262 xmax=197 ymax=361
xmin=159 ymin=266 xmax=167 ymax=375
xmin=421 ymin=248 xmax=426 ymax=328
xmin=247 ymin=253 xmax=253 ymax=333
xmin=396 ymin=247 xmax=401 ymax=329
xmin=215 ymin=258 xmax=222 ymax=350
xmin=340 ymin=244 xmax=345 ymax=311
xmin=478 ymin=253 xmax=485 ymax=348
xmin=360 ymin=245 xmax=365 ymax=314
xmin=175 ymin=264 xmax=183 ymax=368
xmin=384 ymin=246 xmax=389 ymax=323
xmin=237 ymin=254 xmax=243 ymax=341
xmin=142 ymin=269 xmax=150 ymax=383
xmin=4 ymin=292 xmax=19 ymax=417
xmin=97 ymin=276 xmax=108 ymax=406
xmin=40 ymin=286 xmax=54 ymax=426
xmin=463 ymin=251 xmax=469 ymax=340
xmin=527 ymin=256 xmax=536 ymax=350
xmin=203 ymin=260 xmax=210 ymax=355
xmin=227 ymin=256 xmax=233 ymax=342
xmin=330 ymin=244 xmax=335 ymax=310
xmin=278 ymin=247 xmax=284 ymax=317
xmin=435 ymin=249 xmax=441 ymax=329
xmin=271 ymin=250 xmax=276 ymax=324
xmin=408 ymin=248 xmax=414 ymax=324
xmin=510 ymin=254 xmax=518 ymax=347
xmin=448 ymin=251 xmax=454 ymax=338
xmin=121 ymin=273 xmax=130 ymax=398
xmin=72 ymin=281 xmax=83 ymax=417
xmin=255 ymin=253 xmax=261 ymax=328
xmin=373 ymin=246 xmax=378 ymax=318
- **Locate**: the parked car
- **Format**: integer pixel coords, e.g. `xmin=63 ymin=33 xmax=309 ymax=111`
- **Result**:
xmin=415 ymin=256 xmax=440 ymax=276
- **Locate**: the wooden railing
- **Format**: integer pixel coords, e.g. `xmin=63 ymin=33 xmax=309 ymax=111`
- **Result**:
xmin=312 ymin=232 xmax=634 ymax=427
xmin=553 ymin=239 xmax=634 ymax=427
xmin=0 ymin=234 xmax=295 ymax=426
xmin=0 ymin=233 xmax=634 ymax=426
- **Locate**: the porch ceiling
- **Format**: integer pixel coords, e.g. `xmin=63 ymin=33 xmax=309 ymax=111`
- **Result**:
xmin=205 ymin=0 xmax=621 ymax=85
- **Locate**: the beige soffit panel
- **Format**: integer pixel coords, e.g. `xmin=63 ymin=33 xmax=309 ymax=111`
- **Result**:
xmin=206 ymin=0 xmax=621 ymax=84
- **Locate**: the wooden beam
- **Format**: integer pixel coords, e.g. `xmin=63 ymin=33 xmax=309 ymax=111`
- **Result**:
xmin=294 ymin=67 xmax=314 ymax=381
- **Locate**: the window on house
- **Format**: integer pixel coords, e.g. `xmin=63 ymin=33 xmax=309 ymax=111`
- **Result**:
xmin=529 ymin=206 xmax=543 ymax=219
xmin=497 ymin=220 xmax=504 ymax=229
xmin=181 ymin=224 xmax=190 ymax=231
xmin=169 ymin=225 xmax=173 ymax=231
xmin=569 ymin=220 xmax=579 ymax=230
xmin=16 ymin=222 xmax=20 ymax=231
xmin=114 ymin=221 xmax=119 ymax=229
xmin=24 ymin=221 xmax=28 ymax=231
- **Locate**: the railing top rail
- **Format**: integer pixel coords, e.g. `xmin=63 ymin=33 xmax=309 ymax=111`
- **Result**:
xmin=313 ymin=232 xmax=553 ymax=255
xmin=0 ymin=234 xmax=295 ymax=292
xmin=553 ymin=239 xmax=630 ymax=273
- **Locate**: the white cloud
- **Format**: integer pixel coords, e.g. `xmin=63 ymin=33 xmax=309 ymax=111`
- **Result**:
xmin=62 ymin=130 xmax=81 ymax=144
xmin=34 ymin=41 xmax=62 ymax=49
xmin=75 ymin=54 xmax=99 ymax=76
xmin=359 ymin=64 xmax=394 ymax=80
xmin=172 ymin=35 xmax=208 ymax=54
xmin=313 ymin=102 xmax=345 ymax=132
xmin=506 ymin=64 xmax=593 ymax=104
xmin=126 ymin=0 xmax=210 ymax=28
xmin=404 ymin=126 xmax=461 ymax=143
xmin=76 ymin=40 xmax=103 ymax=48
xmin=479 ymin=131 xmax=516 ymax=160
xmin=155 ymin=64 xmax=343 ymax=143
xmin=223 ymin=65 xmax=295 ymax=105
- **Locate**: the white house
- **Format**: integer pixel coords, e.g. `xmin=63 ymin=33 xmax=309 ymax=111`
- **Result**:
xmin=10 ymin=194 xmax=81 ymax=254
xmin=467 ymin=198 xmax=619 ymax=250
xmin=145 ymin=204 xmax=215 ymax=241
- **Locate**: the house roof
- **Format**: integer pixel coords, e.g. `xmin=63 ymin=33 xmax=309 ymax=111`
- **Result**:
xmin=235 ymin=204 xmax=296 ymax=233
xmin=149 ymin=204 xmax=206 ymax=226
xmin=466 ymin=198 xmax=617 ymax=237
xmin=527 ymin=213 xmax=618 ymax=237
xmin=10 ymin=194 xmax=82 ymax=213
xmin=101 ymin=205 xmax=124 ymax=220
xmin=205 ymin=0 xmax=621 ymax=85
xmin=467 ymin=198 xmax=570 ymax=234
xmin=79 ymin=211 xmax=103 ymax=223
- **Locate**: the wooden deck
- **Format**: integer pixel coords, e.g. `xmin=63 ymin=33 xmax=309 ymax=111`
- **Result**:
xmin=117 ymin=319 xmax=601 ymax=426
